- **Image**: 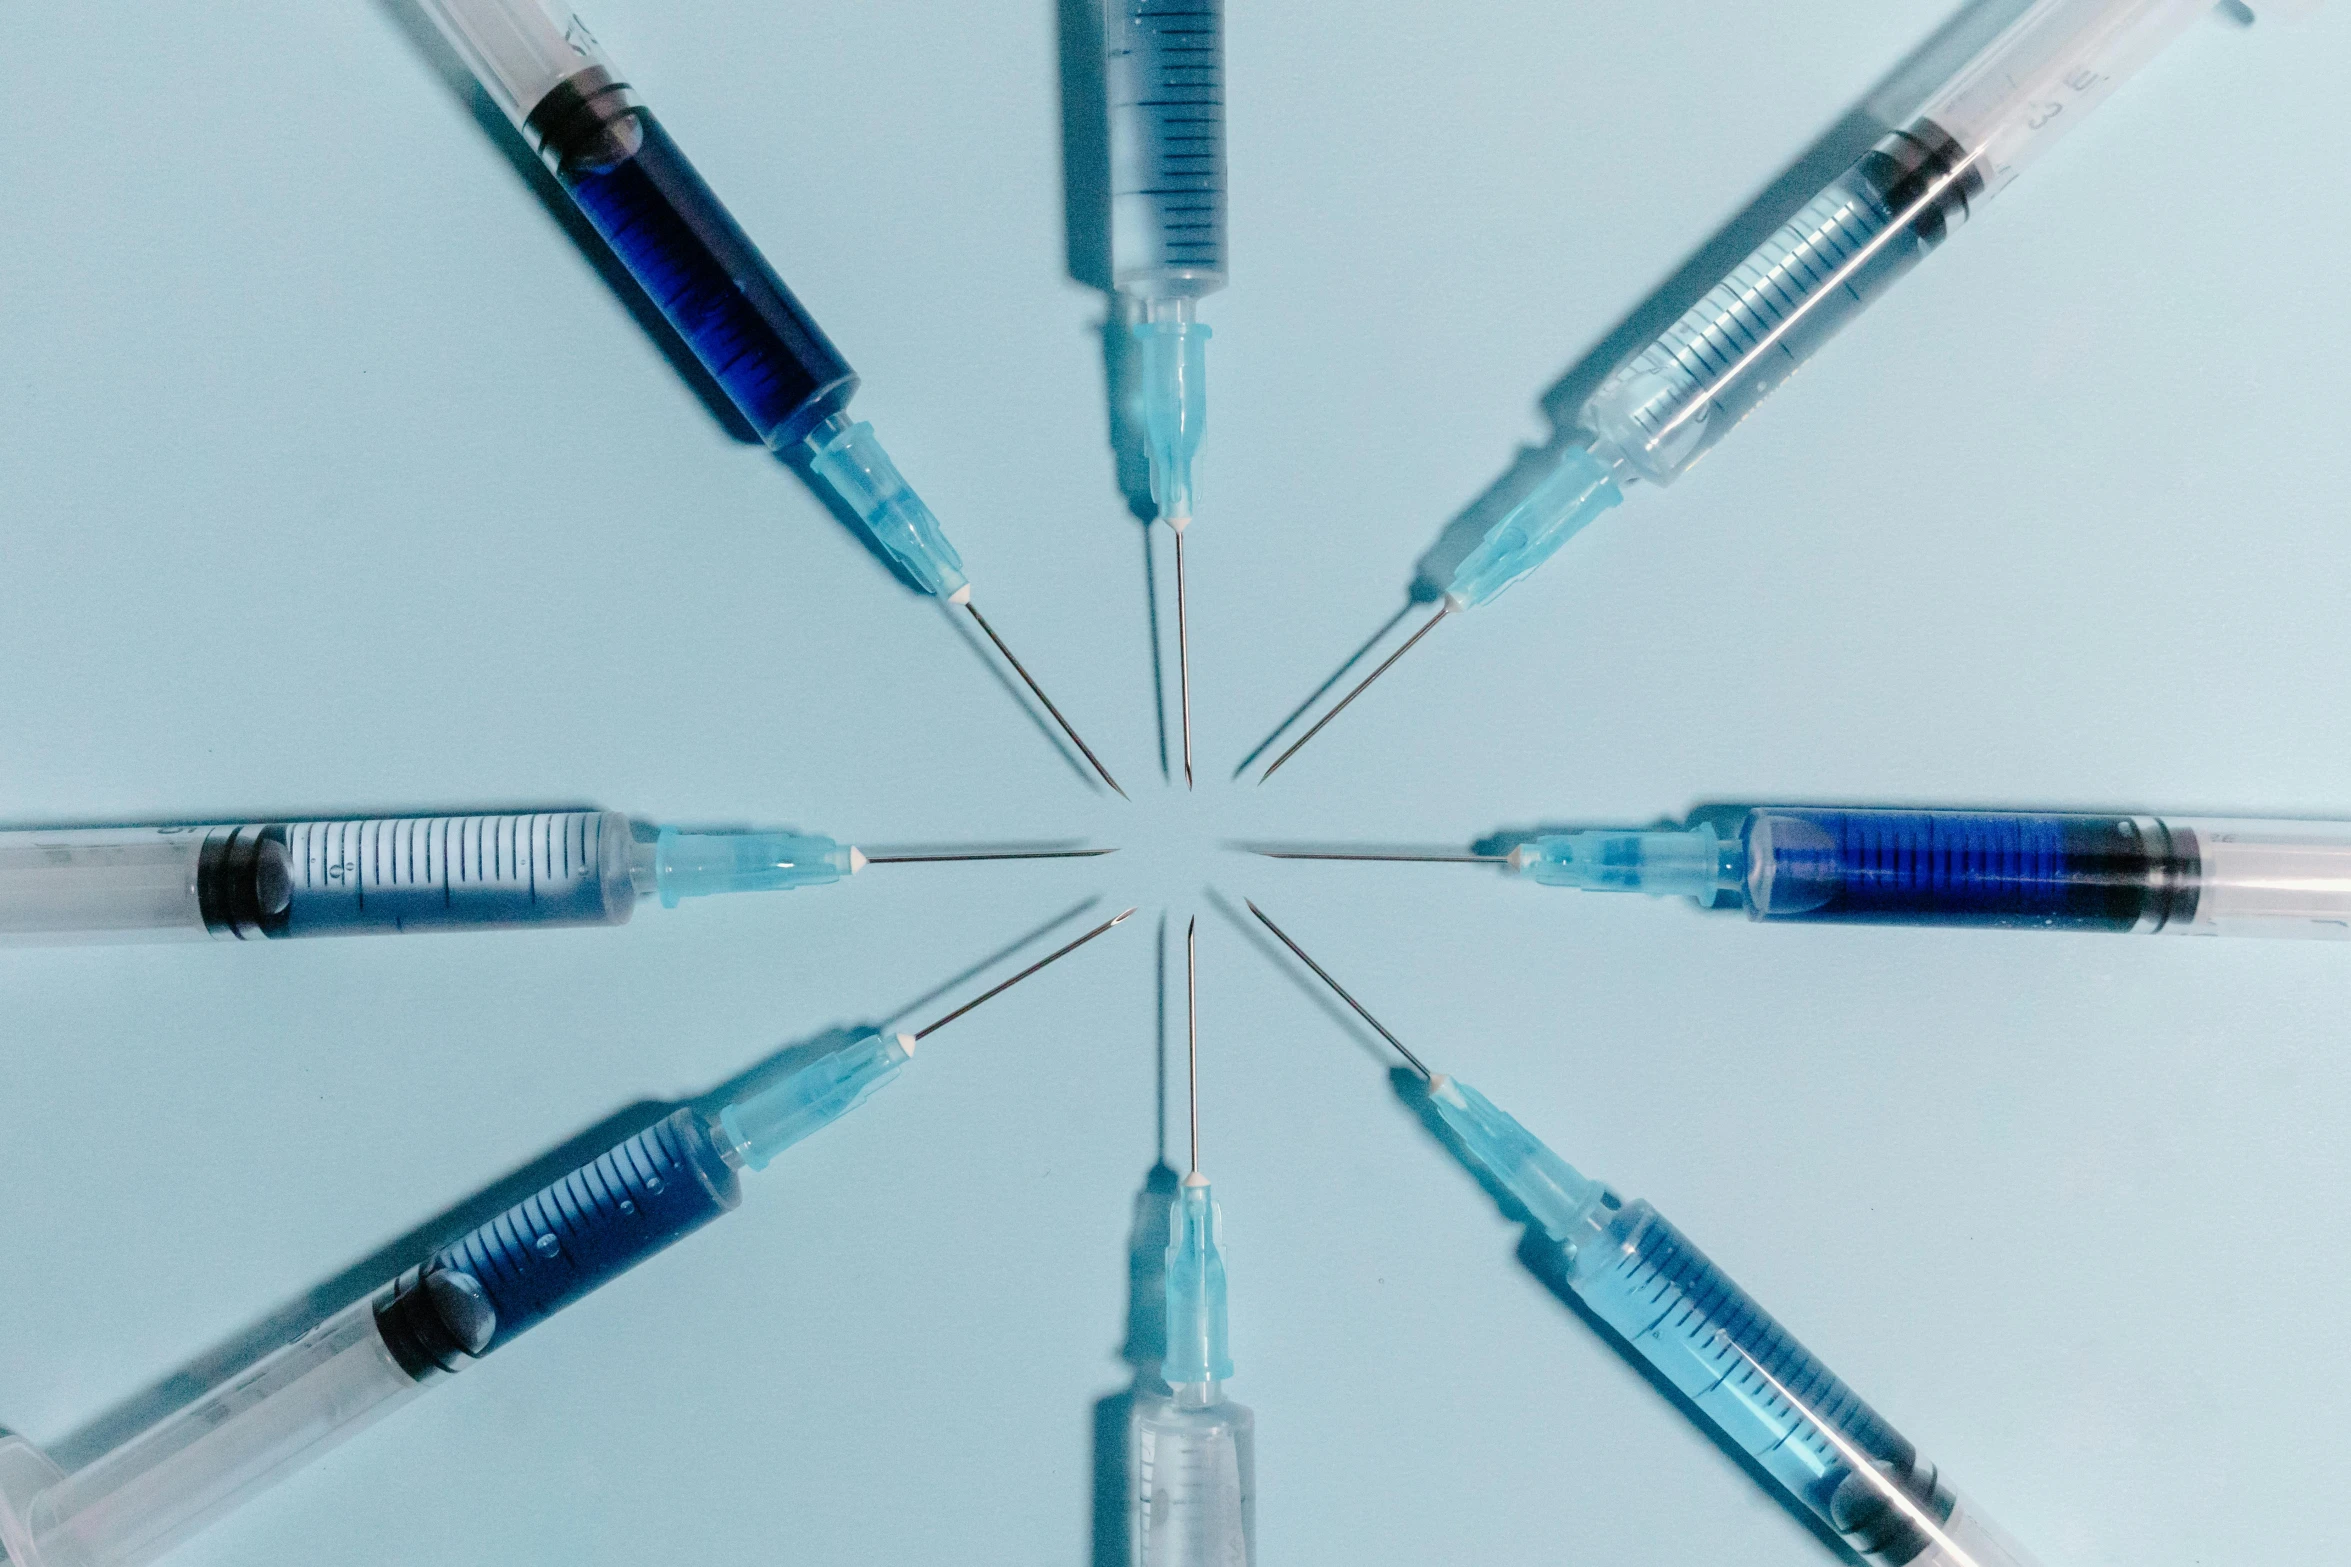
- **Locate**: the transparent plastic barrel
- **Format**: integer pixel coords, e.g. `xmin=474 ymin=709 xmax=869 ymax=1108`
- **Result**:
xmin=1129 ymin=1385 xmax=1254 ymax=1567
xmin=1740 ymin=809 xmax=2351 ymax=938
xmin=0 ymin=828 xmax=211 ymax=943
xmin=0 ymin=1302 xmax=418 ymax=1567
xmin=1106 ymin=0 xmax=1227 ymax=299
xmin=1580 ymin=0 xmax=2209 ymax=487
xmin=0 ymin=811 xmax=638 ymax=943
xmin=1567 ymin=1200 xmax=2041 ymax=1567
xmin=266 ymin=811 xmax=636 ymax=936
xmin=418 ymin=0 xmax=608 ymax=128
xmin=2166 ymin=818 xmax=2351 ymax=938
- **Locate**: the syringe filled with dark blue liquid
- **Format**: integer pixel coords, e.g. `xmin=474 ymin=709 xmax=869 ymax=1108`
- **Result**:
xmin=0 ymin=908 xmax=1131 ymax=1567
xmin=1263 ymin=806 xmax=2351 ymax=938
xmin=416 ymin=0 xmax=1124 ymax=795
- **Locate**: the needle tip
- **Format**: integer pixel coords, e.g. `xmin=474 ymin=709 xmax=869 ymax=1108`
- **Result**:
xmin=1112 ymin=906 xmax=1139 ymax=925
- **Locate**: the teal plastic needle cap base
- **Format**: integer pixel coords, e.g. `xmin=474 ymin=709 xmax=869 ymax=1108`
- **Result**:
xmin=718 ymin=1029 xmax=913 ymax=1170
xmin=655 ymin=828 xmax=857 ymax=907
xmin=1163 ymin=1176 xmax=1234 ymax=1384
xmin=1425 ymin=1075 xmax=1612 ymax=1251
xmin=1445 ymin=444 xmax=1624 ymax=608
xmin=1517 ymin=824 xmax=1733 ymax=905
xmin=803 ymin=414 xmax=969 ymax=599
xmin=1133 ymin=318 xmax=1209 ymax=525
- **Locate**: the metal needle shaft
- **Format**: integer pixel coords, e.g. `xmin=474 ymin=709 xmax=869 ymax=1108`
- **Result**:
xmin=964 ymin=598 xmax=1127 ymax=799
xmin=1244 ymin=901 xmax=1435 ymax=1081
xmin=1186 ymin=916 xmax=1200 ymax=1175
xmin=1252 ymin=850 xmax=1507 ymax=864
xmin=913 ymin=906 xmax=1136 ymax=1041
xmin=1259 ymin=602 xmax=1451 ymax=783
xmin=1173 ymin=524 xmax=1194 ymax=790
xmin=862 ymin=848 xmax=1117 ymax=864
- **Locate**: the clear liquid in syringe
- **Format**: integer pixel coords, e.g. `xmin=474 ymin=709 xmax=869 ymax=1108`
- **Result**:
xmin=1107 ymin=0 xmax=1228 ymax=296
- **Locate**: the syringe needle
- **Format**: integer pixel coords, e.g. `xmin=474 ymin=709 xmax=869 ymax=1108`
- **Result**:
xmin=912 ymin=905 xmax=1136 ymax=1041
xmin=963 ymin=599 xmax=1128 ymax=799
xmin=1174 ymin=524 xmax=1194 ymax=790
xmin=862 ymin=847 xmax=1117 ymax=864
xmin=1186 ymin=915 xmax=1200 ymax=1174
xmin=1251 ymin=849 xmax=1507 ymax=864
xmin=1243 ymin=901 xmax=1436 ymax=1081
xmin=1259 ymin=603 xmax=1452 ymax=784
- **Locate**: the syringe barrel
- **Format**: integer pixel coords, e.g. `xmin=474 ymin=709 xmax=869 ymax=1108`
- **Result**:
xmin=421 ymin=1 xmax=860 ymax=450
xmin=1106 ymin=0 xmax=1228 ymax=300
xmin=0 ymin=811 xmax=639 ymax=943
xmin=1580 ymin=0 xmax=2211 ymax=487
xmin=1739 ymin=808 xmax=2351 ymax=937
xmin=1 ymin=1301 xmax=422 ymax=1567
xmin=1562 ymin=1199 xmax=2042 ymax=1567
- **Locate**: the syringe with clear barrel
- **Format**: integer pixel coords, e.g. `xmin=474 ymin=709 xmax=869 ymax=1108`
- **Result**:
xmin=0 ymin=809 xmax=1106 ymax=944
xmin=414 ymin=0 xmax=1123 ymax=794
xmin=1106 ymin=0 xmax=1226 ymax=785
xmin=1247 ymin=901 xmax=2045 ymax=1567
xmin=1261 ymin=0 xmax=2288 ymax=780
xmin=1129 ymin=919 xmax=1256 ymax=1566
xmin=1262 ymin=804 xmax=2351 ymax=937
xmin=0 ymin=910 xmax=1132 ymax=1567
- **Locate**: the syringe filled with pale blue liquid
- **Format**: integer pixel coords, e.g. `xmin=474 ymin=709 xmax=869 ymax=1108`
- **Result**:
xmin=1106 ymin=0 xmax=1226 ymax=785
xmin=1262 ymin=803 xmax=2351 ymax=937
xmin=0 ymin=809 xmax=1105 ymax=944
xmin=0 ymin=910 xmax=1131 ymax=1567
xmin=1261 ymin=0 xmax=2294 ymax=780
xmin=1247 ymin=902 xmax=2045 ymax=1567
xmin=415 ymin=0 xmax=1123 ymax=793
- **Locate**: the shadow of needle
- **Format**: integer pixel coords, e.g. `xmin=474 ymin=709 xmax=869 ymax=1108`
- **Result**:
xmin=1230 ymin=598 xmax=1421 ymax=780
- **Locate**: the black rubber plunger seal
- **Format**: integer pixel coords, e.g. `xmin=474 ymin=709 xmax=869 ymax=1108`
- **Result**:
xmin=195 ymin=826 xmax=292 ymax=939
xmin=375 ymin=1267 xmax=498 ymax=1381
xmin=524 ymin=64 xmax=643 ymax=175
xmin=1856 ymin=117 xmax=1985 ymax=246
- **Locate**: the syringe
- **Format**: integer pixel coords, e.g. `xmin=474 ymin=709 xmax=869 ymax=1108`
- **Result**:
xmin=1130 ymin=919 xmax=1256 ymax=1566
xmin=1247 ymin=902 xmax=2044 ymax=1567
xmin=1260 ymin=0 xmax=2289 ymax=781
xmin=414 ymin=0 xmax=1124 ymax=795
xmin=1106 ymin=0 xmax=1226 ymax=786
xmin=1260 ymin=803 xmax=2351 ymax=937
xmin=0 ymin=908 xmax=1133 ymax=1567
xmin=0 ymin=809 xmax=1106 ymax=944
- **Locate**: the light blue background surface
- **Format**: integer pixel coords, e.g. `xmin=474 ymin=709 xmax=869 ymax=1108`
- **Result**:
xmin=4 ymin=3 xmax=2351 ymax=1564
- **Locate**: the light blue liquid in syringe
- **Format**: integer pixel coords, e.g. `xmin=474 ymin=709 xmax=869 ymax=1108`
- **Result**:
xmin=1108 ymin=0 xmax=1226 ymax=530
xmin=1246 ymin=900 xmax=2046 ymax=1567
xmin=1424 ymin=1073 xmax=2044 ymax=1567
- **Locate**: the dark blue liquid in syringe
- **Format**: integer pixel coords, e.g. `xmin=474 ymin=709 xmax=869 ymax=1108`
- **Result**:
xmin=556 ymin=112 xmax=856 ymax=448
xmin=1746 ymin=808 xmax=2184 ymax=931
